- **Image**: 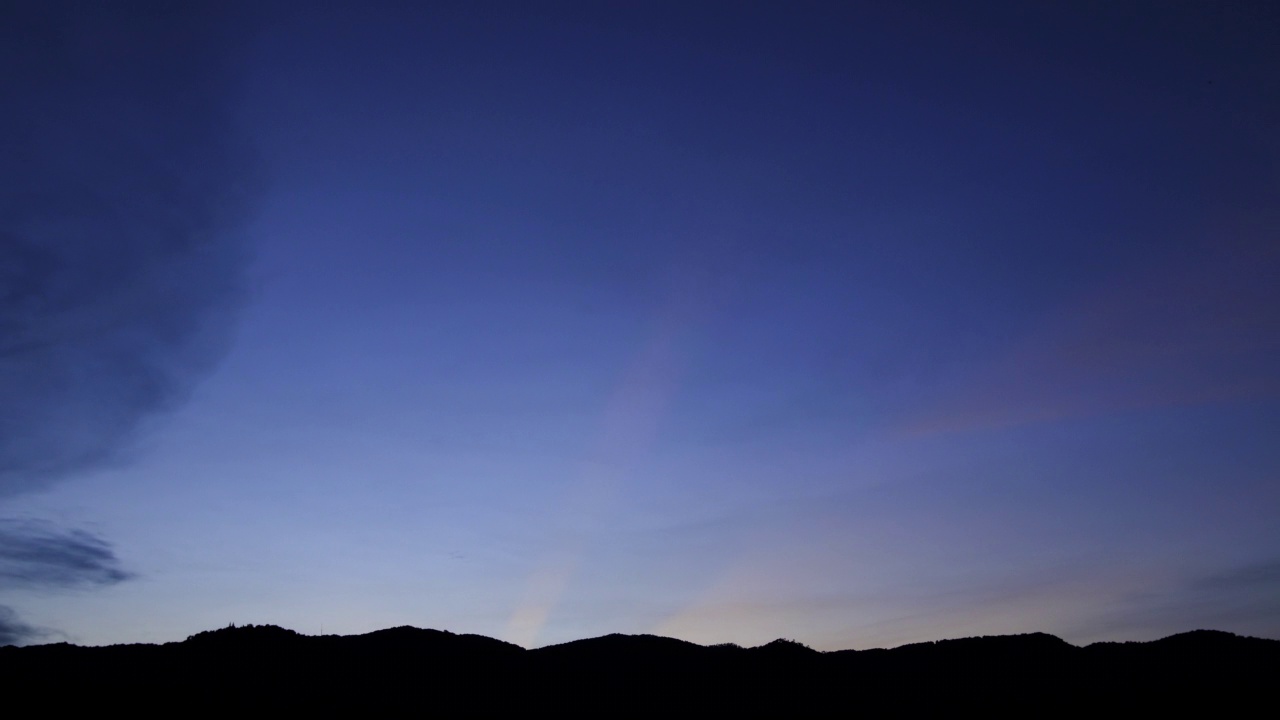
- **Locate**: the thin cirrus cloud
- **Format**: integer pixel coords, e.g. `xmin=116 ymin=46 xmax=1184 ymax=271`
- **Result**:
xmin=1074 ymin=558 xmax=1280 ymax=643
xmin=901 ymin=225 xmax=1280 ymax=437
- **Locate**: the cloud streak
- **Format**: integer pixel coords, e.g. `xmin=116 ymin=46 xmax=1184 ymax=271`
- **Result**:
xmin=0 ymin=605 xmax=44 ymax=647
xmin=901 ymin=223 xmax=1280 ymax=437
xmin=0 ymin=519 xmax=134 ymax=590
xmin=1072 ymin=558 xmax=1280 ymax=643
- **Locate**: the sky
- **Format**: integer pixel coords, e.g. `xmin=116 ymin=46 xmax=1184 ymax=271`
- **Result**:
xmin=1 ymin=1 xmax=1277 ymax=650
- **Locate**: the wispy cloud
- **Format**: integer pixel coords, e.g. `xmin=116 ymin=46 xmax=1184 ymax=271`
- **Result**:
xmin=902 ymin=225 xmax=1280 ymax=436
xmin=1075 ymin=557 xmax=1280 ymax=642
xmin=1193 ymin=559 xmax=1280 ymax=593
xmin=0 ymin=520 xmax=134 ymax=590
xmin=0 ymin=520 xmax=133 ymax=646
xmin=0 ymin=605 xmax=45 ymax=646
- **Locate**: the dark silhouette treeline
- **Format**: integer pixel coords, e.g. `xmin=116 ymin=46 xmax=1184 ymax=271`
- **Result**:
xmin=3 ymin=624 xmax=1274 ymax=712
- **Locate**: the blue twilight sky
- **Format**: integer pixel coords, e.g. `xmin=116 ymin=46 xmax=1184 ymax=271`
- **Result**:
xmin=2 ymin=1 xmax=1278 ymax=649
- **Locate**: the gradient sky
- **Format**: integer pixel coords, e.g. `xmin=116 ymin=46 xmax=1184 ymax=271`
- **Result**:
xmin=2 ymin=1 xmax=1278 ymax=650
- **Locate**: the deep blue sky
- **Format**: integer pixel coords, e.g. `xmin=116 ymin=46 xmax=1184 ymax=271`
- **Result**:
xmin=2 ymin=1 xmax=1277 ymax=649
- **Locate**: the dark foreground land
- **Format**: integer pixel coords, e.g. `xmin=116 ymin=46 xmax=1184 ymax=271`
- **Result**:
xmin=4 ymin=625 xmax=1275 ymax=712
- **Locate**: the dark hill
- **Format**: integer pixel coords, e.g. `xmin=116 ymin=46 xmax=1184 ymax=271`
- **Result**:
xmin=2 ymin=625 xmax=1274 ymax=712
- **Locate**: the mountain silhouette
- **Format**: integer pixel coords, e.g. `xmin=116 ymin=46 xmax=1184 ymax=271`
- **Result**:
xmin=3 ymin=625 xmax=1274 ymax=712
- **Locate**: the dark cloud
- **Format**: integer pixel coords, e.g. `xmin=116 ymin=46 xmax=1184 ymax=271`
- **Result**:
xmin=0 ymin=520 xmax=132 ymax=645
xmin=0 ymin=2 xmax=260 ymax=497
xmin=0 ymin=519 xmax=133 ymax=590
xmin=0 ymin=605 xmax=45 ymax=647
